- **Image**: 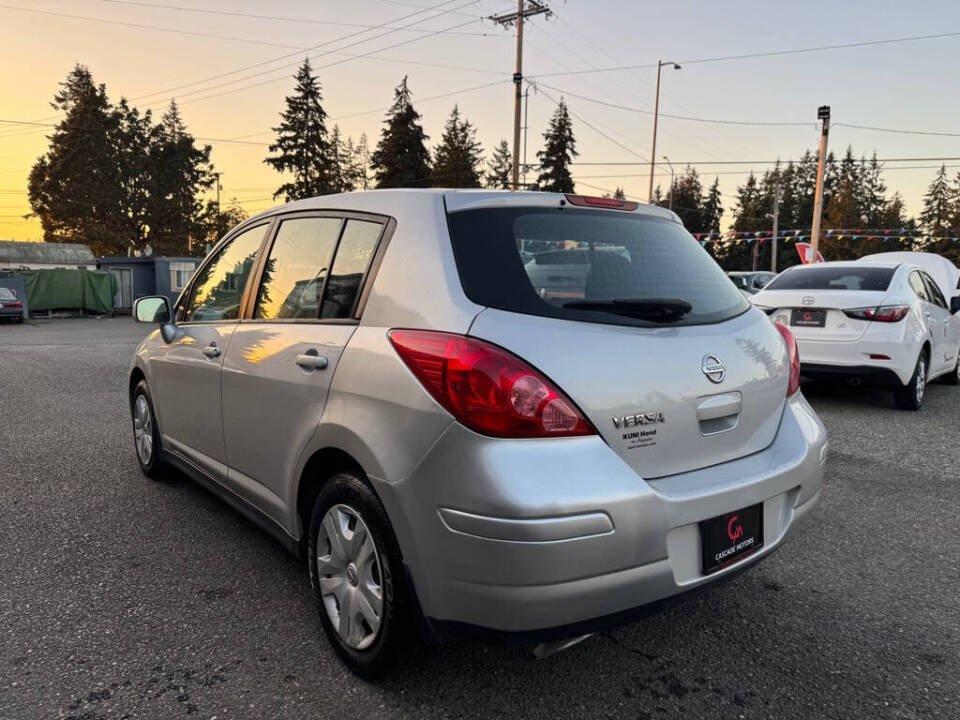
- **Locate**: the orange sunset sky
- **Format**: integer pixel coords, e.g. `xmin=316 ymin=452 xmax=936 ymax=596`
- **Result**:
xmin=3 ymin=0 xmax=960 ymax=243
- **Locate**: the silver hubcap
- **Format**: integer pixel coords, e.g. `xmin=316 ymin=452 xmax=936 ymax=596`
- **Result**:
xmin=916 ymin=357 xmax=926 ymax=404
xmin=133 ymin=394 xmax=153 ymax=465
xmin=316 ymin=504 xmax=383 ymax=650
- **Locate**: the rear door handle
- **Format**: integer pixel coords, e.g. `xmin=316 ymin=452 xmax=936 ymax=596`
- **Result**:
xmin=296 ymin=353 xmax=328 ymax=370
xmin=202 ymin=343 xmax=221 ymax=358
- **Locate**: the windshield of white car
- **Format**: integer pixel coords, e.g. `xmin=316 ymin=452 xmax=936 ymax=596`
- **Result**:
xmin=764 ymin=266 xmax=895 ymax=292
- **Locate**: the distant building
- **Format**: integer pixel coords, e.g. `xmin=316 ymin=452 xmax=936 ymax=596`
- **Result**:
xmin=0 ymin=241 xmax=96 ymax=270
xmin=97 ymin=256 xmax=199 ymax=312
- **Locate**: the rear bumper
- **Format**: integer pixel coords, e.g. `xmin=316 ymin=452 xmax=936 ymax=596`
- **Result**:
xmin=373 ymin=393 xmax=826 ymax=634
xmin=794 ymin=327 xmax=917 ymax=385
xmin=800 ymin=362 xmax=903 ymax=387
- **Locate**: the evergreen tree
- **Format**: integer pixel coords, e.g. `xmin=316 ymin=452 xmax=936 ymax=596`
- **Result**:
xmin=536 ymin=99 xmax=577 ymax=193
xmin=612 ymin=187 xmax=625 ymax=200
xmin=265 ymin=59 xmax=336 ymax=201
xmin=349 ymin=133 xmax=371 ymax=190
xmin=431 ymin=105 xmax=483 ymax=188
xmin=702 ymin=178 xmax=723 ymax=234
xmin=651 ymin=185 xmax=664 ymax=206
xmin=328 ymin=124 xmax=351 ymax=192
xmin=27 ymin=65 xmax=130 ymax=256
xmin=148 ymin=100 xmax=214 ymax=255
xmin=920 ymin=165 xmax=952 ymax=234
xmin=371 ymin=77 xmax=431 ymax=188
xmin=862 ymin=153 xmax=888 ymax=226
xmin=667 ymin=166 xmax=704 ymax=231
xmin=485 ymin=138 xmax=513 ymax=189
xmin=199 ymin=197 xmax=248 ymax=250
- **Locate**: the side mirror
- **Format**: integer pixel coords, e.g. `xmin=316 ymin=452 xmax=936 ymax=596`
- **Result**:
xmin=951 ymin=296 xmax=960 ymax=315
xmin=133 ymin=296 xmax=171 ymax=324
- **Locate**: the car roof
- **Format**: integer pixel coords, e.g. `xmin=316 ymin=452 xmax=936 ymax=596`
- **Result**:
xmin=240 ymin=189 xmax=681 ymax=226
xmin=785 ymin=260 xmax=901 ymax=269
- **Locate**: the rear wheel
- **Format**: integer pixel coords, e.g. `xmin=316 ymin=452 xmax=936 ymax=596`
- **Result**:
xmin=894 ymin=351 xmax=927 ymax=410
xmin=131 ymin=379 xmax=166 ymax=479
xmin=308 ymin=471 xmax=420 ymax=679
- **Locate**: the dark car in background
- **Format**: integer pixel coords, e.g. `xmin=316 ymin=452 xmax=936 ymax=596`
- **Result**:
xmin=0 ymin=287 xmax=24 ymax=323
xmin=728 ymin=271 xmax=776 ymax=295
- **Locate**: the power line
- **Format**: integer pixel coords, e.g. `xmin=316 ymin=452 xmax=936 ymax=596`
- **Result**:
xmin=536 ymin=84 xmax=648 ymax=162
xmin=833 ymin=122 xmax=960 ymax=139
xmin=0 ymin=0 xmax=476 ymax=137
xmin=0 ymin=4 xmax=314 ymax=50
xmin=140 ymin=2 xmax=493 ymax=109
xmin=527 ymin=29 xmax=960 ymax=78
xmin=535 ymin=83 xmax=812 ymax=127
xmin=98 ymin=0 xmax=503 ymax=36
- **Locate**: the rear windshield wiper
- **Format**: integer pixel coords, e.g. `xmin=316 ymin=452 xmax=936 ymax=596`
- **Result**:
xmin=563 ymin=298 xmax=693 ymax=322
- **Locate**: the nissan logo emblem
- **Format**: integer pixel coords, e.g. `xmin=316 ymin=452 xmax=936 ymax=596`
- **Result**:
xmin=801 ymin=296 xmax=815 ymax=306
xmin=702 ymin=355 xmax=725 ymax=384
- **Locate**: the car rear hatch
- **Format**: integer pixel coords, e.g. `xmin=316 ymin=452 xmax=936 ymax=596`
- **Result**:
xmin=445 ymin=195 xmax=790 ymax=479
xmin=752 ymin=264 xmax=898 ymax=343
xmin=753 ymin=289 xmax=888 ymax=342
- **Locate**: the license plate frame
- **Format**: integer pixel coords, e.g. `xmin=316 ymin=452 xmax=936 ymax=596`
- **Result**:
xmin=700 ymin=503 xmax=764 ymax=575
xmin=790 ymin=308 xmax=826 ymax=327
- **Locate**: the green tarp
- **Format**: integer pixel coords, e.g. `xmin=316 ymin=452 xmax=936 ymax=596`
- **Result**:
xmin=15 ymin=269 xmax=117 ymax=315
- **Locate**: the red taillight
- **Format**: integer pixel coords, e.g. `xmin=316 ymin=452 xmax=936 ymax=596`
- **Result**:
xmin=774 ymin=322 xmax=801 ymax=397
xmin=3 ymin=301 xmax=21 ymax=308
xmin=843 ymin=305 xmax=909 ymax=322
xmin=388 ymin=329 xmax=596 ymax=438
xmin=564 ymin=194 xmax=639 ymax=211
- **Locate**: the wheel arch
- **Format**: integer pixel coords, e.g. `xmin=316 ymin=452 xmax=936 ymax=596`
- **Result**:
xmin=295 ymin=447 xmax=368 ymax=556
xmin=128 ymin=366 xmax=146 ymax=407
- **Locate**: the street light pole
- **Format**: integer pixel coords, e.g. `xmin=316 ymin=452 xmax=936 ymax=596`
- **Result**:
xmin=663 ymin=155 xmax=674 ymax=211
xmin=767 ymin=184 xmax=782 ymax=273
xmin=647 ymin=60 xmax=680 ymax=203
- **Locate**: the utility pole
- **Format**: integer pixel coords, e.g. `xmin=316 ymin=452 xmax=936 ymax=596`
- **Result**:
xmin=647 ymin=60 xmax=681 ymax=203
xmin=521 ymin=83 xmax=531 ymax=189
xmin=490 ymin=1 xmax=551 ymax=191
xmin=767 ymin=183 xmax=782 ymax=273
xmin=809 ymin=106 xmax=830 ymax=263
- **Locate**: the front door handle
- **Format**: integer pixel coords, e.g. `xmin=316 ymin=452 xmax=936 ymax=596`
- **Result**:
xmin=296 ymin=353 xmax=328 ymax=370
xmin=202 ymin=343 xmax=221 ymax=358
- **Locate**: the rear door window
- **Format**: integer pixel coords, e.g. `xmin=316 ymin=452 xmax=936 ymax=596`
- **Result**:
xmin=320 ymin=219 xmax=382 ymax=319
xmin=447 ymin=207 xmax=748 ymax=327
xmin=908 ymin=271 xmax=931 ymax=302
xmin=921 ymin=272 xmax=947 ymax=308
xmin=765 ymin=266 xmax=895 ymax=292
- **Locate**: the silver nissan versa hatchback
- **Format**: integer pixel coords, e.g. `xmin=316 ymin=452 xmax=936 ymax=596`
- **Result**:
xmin=129 ymin=190 xmax=827 ymax=678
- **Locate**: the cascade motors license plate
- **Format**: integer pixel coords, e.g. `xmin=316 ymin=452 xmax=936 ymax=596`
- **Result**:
xmin=791 ymin=308 xmax=826 ymax=327
xmin=700 ymin=503 xmax=764 ymax=575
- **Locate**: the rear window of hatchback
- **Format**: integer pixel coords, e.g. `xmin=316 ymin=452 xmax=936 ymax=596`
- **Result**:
xmin=446 ymin=207 xmax=749 ymax=328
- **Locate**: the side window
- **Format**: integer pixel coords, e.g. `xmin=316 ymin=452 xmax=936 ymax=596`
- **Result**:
xmin=254 ymin=217 xmax=342 ymax=320
xmin=908 ymin=271 xmax=930 ymax=303
xmin=320 ymin=219 xmax=383 ymax=319
xmin=922 ymin=273 xmax=947 ymax=309
xmin=181 ymin=224 xmax=268 ymax=322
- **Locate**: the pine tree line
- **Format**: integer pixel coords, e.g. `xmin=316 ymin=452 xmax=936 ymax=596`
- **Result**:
xmin=267 ymin=62 xmax=579 ymax=198
xmin=28 ymin=65 xmax=234 ymax=257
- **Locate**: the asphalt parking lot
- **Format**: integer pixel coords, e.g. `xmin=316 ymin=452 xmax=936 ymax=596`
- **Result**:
xmin=1 ymin=318 xmax=958 ymax=720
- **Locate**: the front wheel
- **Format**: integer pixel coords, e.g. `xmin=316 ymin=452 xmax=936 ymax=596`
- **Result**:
xmin=308 ymin=471 xmax=421 ymax=679
xmin=894 ymin=351 xmax=927 ymax=410
xmin=131 ymin=379 xmax=166 ymax=479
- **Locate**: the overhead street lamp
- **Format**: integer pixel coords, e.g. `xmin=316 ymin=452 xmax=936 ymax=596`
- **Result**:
xmin=663 ymin=155 xmax=675 ymax=211
xmin=647 ymin=60 xmax=681 ymax=204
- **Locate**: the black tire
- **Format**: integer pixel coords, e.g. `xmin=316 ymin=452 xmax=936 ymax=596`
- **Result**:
xmin=131 ymin=379 xmax=166 ymax=479
xmin=308 ymin=471 xmax=420 ymax=680
xmin=894 ymin=350 xmax=928 ymax=411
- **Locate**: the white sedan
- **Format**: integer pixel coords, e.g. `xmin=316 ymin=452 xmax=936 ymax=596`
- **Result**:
xmin=752 ymin=260 xmax=960 ymax=409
